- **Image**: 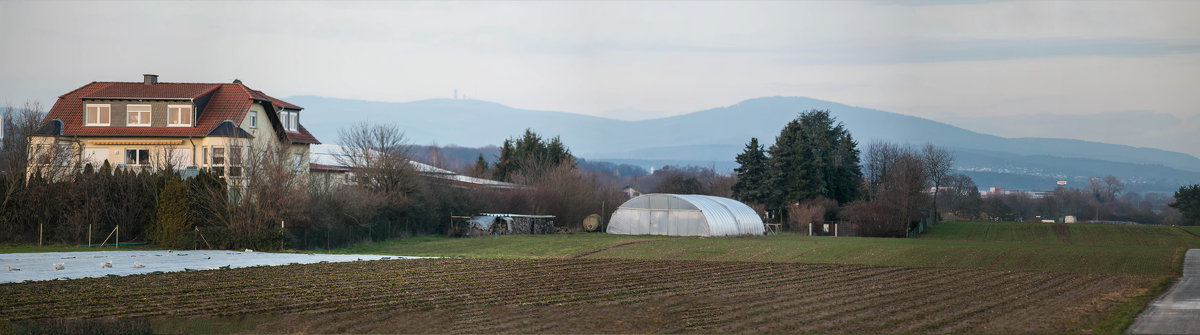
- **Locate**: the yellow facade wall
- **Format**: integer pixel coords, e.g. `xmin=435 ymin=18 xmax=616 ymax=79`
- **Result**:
xmin=27 ymin=102 xmax=313 ymax=176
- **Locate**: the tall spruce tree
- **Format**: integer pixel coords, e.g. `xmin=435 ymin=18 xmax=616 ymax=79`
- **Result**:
xmin=765 ymin=110 xmax=862 ymax=217
xmin=732 ymin=137 xmax=769 ymax=204
xmin=1171 ymin=184 xmax=1200 ymax=226
xmin=491 ymin=129 xmax=573 ymax=182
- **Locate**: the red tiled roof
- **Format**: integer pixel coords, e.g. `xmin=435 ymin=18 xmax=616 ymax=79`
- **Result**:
xmin=248 ymin=89 xmax=302 ymax=110
xmin=84 ymin=82 xmax=219 ymax=100
xmin=41 ymin=80 xmax=319 ymax=144
xmin=287 ymin=124 xmax=321 ymax=144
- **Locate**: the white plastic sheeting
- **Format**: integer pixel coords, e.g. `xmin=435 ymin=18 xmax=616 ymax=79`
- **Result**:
xmin=606 ymin=194 xmax=765 ymax=236
xmin=0 ymin=250 xmax=427 ymax=284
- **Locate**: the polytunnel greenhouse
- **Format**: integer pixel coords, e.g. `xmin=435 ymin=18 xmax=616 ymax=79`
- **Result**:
xmin=606 ymin=194 xmax=765 ymax=236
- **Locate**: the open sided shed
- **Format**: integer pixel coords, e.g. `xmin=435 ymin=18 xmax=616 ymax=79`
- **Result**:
xmin=606 ymin=194 xmax=764 ymax=236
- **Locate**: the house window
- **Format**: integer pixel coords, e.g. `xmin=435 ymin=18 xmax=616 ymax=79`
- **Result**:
xmin=85 ymin=104 xmax=111 ymax=126
xmin=249 ymin=113 xmax=257 ymax=128
xmin=124 ymin=149 xmax=150 ymax=166
xmin=35 ymin=144 xmax=74 ymax=167
xmin=168 ymin=105 xmax=192 ymax=127
xmin=34 ymin=144 xmax=53 ymax=166
xmin=278 ymin=110 xmax=298 ymax=131
xmin=127 ymin=105 xmax=151 ymax=127
xmin=228 ymin=146 xmax=243 ymax=177
xmin=293 ymin=153 xmax=303 ymax=171
xmin=211 ymin=147 xmax=225 ymax=177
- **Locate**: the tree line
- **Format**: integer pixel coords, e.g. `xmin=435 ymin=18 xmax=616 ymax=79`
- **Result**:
xmin=4 ymin=103 xmax=1196 ymax=249
xmin=729 ymin=109 xmax=1196 ymax=234
xmin=730 ymin=110 xmax=956 ymax=236
xmin=0 ymin=110 xmax=627 ymax=248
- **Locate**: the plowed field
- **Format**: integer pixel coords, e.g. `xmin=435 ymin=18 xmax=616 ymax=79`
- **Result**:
xmin=1 ymin=258 xmax=1153 ymax=334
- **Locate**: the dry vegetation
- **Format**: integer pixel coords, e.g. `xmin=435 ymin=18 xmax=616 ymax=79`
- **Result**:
xmin=0 ymin=258 xmax=1153 ymax=334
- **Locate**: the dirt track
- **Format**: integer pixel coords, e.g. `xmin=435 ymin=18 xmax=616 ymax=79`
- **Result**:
xmin=1 ymin=258 xmax=1153 ymax=334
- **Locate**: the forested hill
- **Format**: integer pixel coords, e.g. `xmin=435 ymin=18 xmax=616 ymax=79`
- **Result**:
xmin=289 ymin=95 xmax=1200 ymax=192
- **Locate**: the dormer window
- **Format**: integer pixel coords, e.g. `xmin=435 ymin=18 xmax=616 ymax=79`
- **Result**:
xmin=127 ymin=105 xmax=151 ymax=127
xmin=278 ymin=110 xmax=298 ymax=131
xmin=168 ymin=105 xmax=192 ymax=127
xmin=85 ymin=104 xmax=111 ymax=126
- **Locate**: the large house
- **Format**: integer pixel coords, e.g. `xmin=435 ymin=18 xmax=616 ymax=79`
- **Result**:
xmin=29 ymin=74 xmax=319 ymax=177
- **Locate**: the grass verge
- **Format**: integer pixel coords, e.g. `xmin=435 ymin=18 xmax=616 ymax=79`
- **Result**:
xmin=1090 ymin=275 xmax=1176 ymax=334
xmin=0 ymin=244 xmax=162 ymax=254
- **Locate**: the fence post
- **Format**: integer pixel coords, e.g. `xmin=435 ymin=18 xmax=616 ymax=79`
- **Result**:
xmin=115 ymin=225 xmax=119 ymax=249
xmin=39 ymin=223 xmax=43 ymax=247
xmin=808 ymin=223 xmax=812 ymax=236
xmin=88 ymin=224 xmax=92 ymax=247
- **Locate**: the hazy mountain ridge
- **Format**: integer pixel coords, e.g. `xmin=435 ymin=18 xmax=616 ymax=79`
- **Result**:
xmin=289 ymin=95 xmax=1200 ymax=192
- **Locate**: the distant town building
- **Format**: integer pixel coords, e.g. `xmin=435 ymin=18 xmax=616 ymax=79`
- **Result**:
xmin=621 ymin=186 xmax=642 ymax=199
xmin=307 ymin=144 xmax=522 ymax=189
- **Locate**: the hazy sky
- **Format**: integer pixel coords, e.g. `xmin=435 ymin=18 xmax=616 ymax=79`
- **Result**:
xmin=2 ymin=1 xmax=1199 ymax=157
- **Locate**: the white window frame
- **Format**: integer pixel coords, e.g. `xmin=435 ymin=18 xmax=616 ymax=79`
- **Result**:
xmin=211 ymin=146 xmax=226 ymax=177
xmin=167 ymin=105 xmax=192 ymax=127
xmin=279 ymin=110 xmax=298 ymax=131
xmin=124 ymin=148 xmax=151 ymax=166
xmin=228 ymin=145 xmax=243 ymax=178
xmin=126 ymin=104 xmax=152 ymax=127
xmin=85 ymin=104 xmax=111 ymax=126
xmin=249 ymin=113 xmax=257 ymax=128
xmin=293 ymin=153 xmax=304 ymax=171
xmin=33 ymin=144 xmax=53 ymax=166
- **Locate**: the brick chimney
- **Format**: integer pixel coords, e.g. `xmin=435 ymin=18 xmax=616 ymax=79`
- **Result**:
xmin=143 ymin=74 xmax=158 ymax=85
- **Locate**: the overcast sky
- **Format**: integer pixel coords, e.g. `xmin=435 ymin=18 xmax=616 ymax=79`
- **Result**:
xmin=2 ymin=1 xmax=1199 ymax=157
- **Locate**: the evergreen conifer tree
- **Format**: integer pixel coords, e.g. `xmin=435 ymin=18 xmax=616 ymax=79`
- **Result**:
xmin=763 ymin=110 xmax=863 ymax=218
xmin=732 ymin=137 xmax=769 ymax=204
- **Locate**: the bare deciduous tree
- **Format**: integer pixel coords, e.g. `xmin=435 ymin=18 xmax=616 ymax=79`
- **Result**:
xmin=1 ymin=102 xmax=46 ymax=210
xmin=337 ymin=122 xmax=421 ymax=195
xmin=860 ymin=142 xmax=930 ymax=236
xmin=921 ymin=143 xmax=954 ymax=222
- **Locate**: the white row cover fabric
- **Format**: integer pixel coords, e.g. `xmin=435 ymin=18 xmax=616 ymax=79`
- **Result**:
xmin=607 ymin=194 xmax=765 ymax=236
xmin=0 ymin=250 xmax=430 ymax=283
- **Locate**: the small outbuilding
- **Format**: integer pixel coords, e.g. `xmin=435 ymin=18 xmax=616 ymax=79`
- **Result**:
xmin=606 ymin=194 xmax=764 ymax=236
xmin=467 ymin=213 xmax=556 ymax=236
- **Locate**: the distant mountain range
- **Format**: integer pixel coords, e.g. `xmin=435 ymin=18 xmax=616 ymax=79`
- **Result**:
xmin=287 ymin=95 xmax=1200 ymax=193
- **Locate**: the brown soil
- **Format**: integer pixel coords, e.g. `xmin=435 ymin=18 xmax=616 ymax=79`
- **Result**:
xmin=0 ymin=258 xmax=1153 ymax=334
